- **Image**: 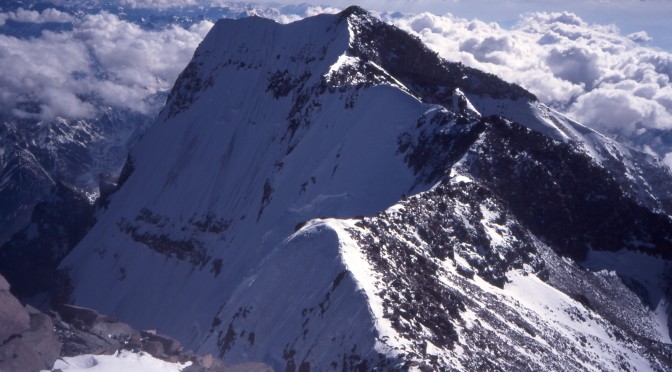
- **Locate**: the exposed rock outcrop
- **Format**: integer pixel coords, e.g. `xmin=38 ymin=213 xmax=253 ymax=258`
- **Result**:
xmin=1 ymin=277 xmax=272 ymax=371
xmin=0 ymin=275 xmax=61 ymax=371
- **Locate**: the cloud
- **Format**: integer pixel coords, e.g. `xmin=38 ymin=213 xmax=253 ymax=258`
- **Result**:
xmin=460 ymin=35 xmax=518 ymax=65
xmin=0 ymin=3 xmax=350 ymax=121
xmin=546 ymin=46 xmax=601 ymax=89
xmin=628 ymin=31 xmax=652 ymax=43
xmin=665 ymin=153 xmax=672 ymax=169
xmin=0 ymin=10 xmax=212 ymax=120
xmin=7 ymin=8 xmax=74 ymax=23
xmin=0 ymin=2 xmax=344 ymax=123
xmin=263 ymin=6 xmax=341 ymax=24
xmin=570 ymin=87 xmax=672 ymax=135
xmin=118 ymin=0 xmax=198 ymax=8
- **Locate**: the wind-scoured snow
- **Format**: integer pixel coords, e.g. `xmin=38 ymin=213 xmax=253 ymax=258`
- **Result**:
xmin=331 ymin=218 xmax=410 ymax=358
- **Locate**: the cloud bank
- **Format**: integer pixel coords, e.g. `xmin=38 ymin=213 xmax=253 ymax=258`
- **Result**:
xmin=0 ymin=4 xmax=339 ymax=121
xmin=0 ymin=8 xmax=73 ymax=25
xmin=0 ymin=8 xmax=213 ymax=120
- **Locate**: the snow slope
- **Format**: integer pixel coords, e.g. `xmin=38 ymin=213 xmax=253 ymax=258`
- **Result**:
xmin=48 ymin=350 xmax=191 ymax=372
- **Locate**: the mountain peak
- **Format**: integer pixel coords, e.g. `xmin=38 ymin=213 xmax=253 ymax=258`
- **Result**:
xmin=163 ymin=7 xmax=535 ymax=125
xmin=339 ymin=5 xmax=371 ymax=19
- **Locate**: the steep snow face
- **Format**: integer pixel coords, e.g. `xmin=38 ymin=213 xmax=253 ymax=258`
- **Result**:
xmin=62 ymin=10 xmax=437 ymax=352
xmin=197 ymin=220 xmax=385 ymax=370
xmin=63 ymin=7 xmax=672 ymax=370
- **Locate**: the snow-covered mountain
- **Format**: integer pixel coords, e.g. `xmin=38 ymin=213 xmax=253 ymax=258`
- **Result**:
xmin=60 ymin=6 xmax=672 ymax=370
xmin=0 ymin=1 xmax=327 ymax=300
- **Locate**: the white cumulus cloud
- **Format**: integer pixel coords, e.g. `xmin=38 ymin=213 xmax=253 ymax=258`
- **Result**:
xmin=0 ymin=7 xmax=73 ymax=25
xmin=0 ymin=10 xmax=212 ymax=120
xmin=628 ymin=31 xmax=652 ymax=43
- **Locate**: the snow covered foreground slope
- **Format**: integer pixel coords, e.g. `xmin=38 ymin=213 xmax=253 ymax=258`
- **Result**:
xmin=62 ymin=6 xmax=672 ymax=370
xmin=50 ymin=350 xmax=191 ymax=372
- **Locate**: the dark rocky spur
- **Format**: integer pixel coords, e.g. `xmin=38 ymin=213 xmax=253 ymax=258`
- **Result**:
xmin=0 ymin=274 xmax=269 ymax=371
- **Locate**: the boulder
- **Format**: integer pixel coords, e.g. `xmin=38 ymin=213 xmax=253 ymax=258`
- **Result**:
xmin=0 ymin=275 xmax=9 ymax=291
xmin=0 ymin=337 xmax=45 ymax=372
xmin=127 ymin=332 xmax=143 ymax=350
xmin=144 ymin=340 xmax=165 ymax=358
xmin=55 ymin=315 xmax=121 ymax=357
xmin=0 ymin=276 xmax=30 ymax=344
xmin=58 ymin=304 xmax=100 ymax=329
xmin=91 ymin=316 xmax=135 ymax=343
xmin=145 ymin=332 xmax=182 ymax=356
xmin=223 ymin=363 xmax=274 ymax=372
xmin=22 ymin=308 xmax=61 ymax=369
xmin=200 ymin=354 xmax=214 ymax=368
xmin=0 ymin=275 xmax=247 ymax=371
xmin=182 ymin=356 xmax=273 ymax=372
xmin=0 ymin=277 xmax=60 ymax=371
xmin=183 ymin=354 xmax=227 ymax=372
xmin=141 ymin=329 xmax=157 ymax=336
